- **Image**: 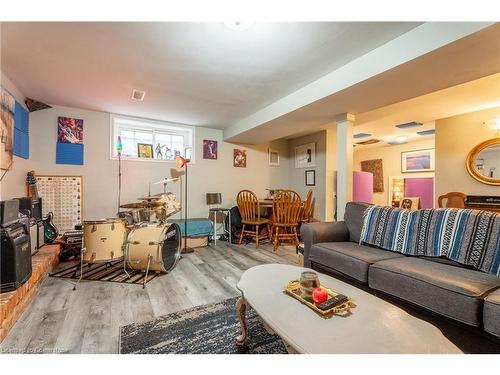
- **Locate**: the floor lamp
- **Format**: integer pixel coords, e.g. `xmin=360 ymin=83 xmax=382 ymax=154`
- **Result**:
xmin=175 ymin=155 xmax=194 ymax=254
xmin=116 ymin=136 xmax=123 ymax=214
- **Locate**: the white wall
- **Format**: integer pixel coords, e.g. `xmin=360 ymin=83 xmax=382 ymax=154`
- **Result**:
xmin=353 ymin=138 xmax=435 ymax=206
xmin=1 ymin=104 xmax=290 ymax=220
xmin=288 ymin=131 xmax=327 ymax=221
xmin=0 ymin=71 xmax=29 ymax=200
xmin=435 ymin=106 xmax=500 ymax=202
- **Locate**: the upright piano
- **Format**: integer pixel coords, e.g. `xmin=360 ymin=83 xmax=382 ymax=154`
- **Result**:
xmin=465 ymin=195 xmax=500 ymax=213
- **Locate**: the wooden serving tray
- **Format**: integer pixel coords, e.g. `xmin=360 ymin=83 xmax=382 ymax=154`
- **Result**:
xmin=284 ymin=280 xmax=355 ymax=319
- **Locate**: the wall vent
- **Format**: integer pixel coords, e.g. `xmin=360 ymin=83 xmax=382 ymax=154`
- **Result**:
xmin=131 ymin=89 xmax=146 ymax=101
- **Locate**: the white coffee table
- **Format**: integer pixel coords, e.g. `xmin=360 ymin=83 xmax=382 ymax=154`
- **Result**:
xmin=235 ymin=264 xmax=462 ymax=354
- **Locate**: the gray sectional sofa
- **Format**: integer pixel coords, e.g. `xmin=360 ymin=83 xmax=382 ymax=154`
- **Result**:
xmin=301 ymin=202 xmax=500 ymax=338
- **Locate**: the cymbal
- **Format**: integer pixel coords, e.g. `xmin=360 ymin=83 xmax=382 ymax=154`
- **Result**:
xmin=120 ymin=202 xmax=147 ymax=209
xmin=137 ymin=196 xmax=161 ymax=201
xmin=120 ymin=201 xmax=164 ymax=209
xmin=154 ymin=177 xmax=180 ymax=185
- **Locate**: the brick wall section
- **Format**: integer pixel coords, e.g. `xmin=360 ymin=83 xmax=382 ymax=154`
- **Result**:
xmin=0 ymin=244 xmax=61 ymax=342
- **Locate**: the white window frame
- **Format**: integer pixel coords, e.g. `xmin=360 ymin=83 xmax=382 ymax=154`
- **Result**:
xmin=110 ymin=114 xmax=195 ymax=163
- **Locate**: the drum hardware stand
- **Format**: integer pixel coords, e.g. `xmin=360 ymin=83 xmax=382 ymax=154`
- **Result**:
xmin=123 ymin=243 xmax=132 ymax=280
xmin=116 ymin=136 xmax=123 ymax=215
xmin=143 ymin=254 xmax=153 ymax=289
xmin=73 ymin=238 xmax=86 ymax=291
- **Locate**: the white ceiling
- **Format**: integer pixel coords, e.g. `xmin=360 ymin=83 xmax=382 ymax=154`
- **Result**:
xmin=1 ymin=22 xmax=421 ymax=127
xmin=352 ymin=73 xmax=500 ymax=149
xmin=229 ymin=23 xmax=500 ymax=144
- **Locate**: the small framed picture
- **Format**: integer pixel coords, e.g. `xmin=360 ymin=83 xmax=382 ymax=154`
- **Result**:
xmin=137 ymin=143 xmax=153 ymax=158
xmin=203 ymin=140 xmax=218 ymax=160
xmin=268 ymin=149 xmax=280 ymax=166
xmin=401 ymin=148 xmax=435 ymax=173
xmin=305 ymin=170 xmax=315 ymax=186
xmin=233 ymin=149 xmax=247 ymax=168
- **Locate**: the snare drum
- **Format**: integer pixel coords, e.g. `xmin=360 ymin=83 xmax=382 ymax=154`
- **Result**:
xmin=83 ymin=219 xmax=127 ymax=263
xmin=125 ymin=223 xmax=181 ymax=273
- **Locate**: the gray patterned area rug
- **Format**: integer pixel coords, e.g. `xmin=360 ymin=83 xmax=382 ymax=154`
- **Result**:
xmin=119 ymin=297 xmax=288 ymax=354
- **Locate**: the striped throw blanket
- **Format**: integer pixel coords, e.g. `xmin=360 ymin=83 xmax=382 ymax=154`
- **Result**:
xmin=360 ymin=205 xmax=500 ymax=276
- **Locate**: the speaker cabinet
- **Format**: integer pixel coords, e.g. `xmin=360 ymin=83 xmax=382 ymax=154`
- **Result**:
xmin=16 ymin=197 xmax=43 ymax=221
xmin=0 ymin=224 xmax=32 ymax=292
xmin=37 ymin=220 xmax=45 ymax=249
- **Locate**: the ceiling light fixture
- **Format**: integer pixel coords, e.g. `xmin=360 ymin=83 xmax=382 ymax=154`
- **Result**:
xmin=388 ymin=136 xmax=408 ymax=145
xmin=223 ymin=21 xmax=254 ymax=31
xmin=484 ymin=119 xmax=500 ymax=131
xmin=131 ymin=89 xmax=146 ymax=101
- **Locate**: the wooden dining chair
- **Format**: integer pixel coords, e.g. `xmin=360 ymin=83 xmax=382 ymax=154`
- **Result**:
xmin=236 ymin=190 xmax=271 ymax=248
xmin=400 ymin=197 xmax=421 ymax=211
xmin=271 ymin=190 xmax=303 ymax=252
xmin=301 ymin=190 xmax=314 ymax=224
xmin=438 ymin=192 xmax=466 ymax=208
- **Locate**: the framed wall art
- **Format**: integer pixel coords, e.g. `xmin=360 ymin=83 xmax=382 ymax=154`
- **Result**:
xmin=305 ymin=170 xmax=315 ymax=186
xmin=401 ymin=149 xmax=435 ymax=173
xmin=0 ymin=86 xmax=15 ymax=170
xmin=295 ymin=142 xmax=315 ymax=168
xmin=268 ymin=148 xmax=279 ymax=166
xmin=203 ymin=139 xmax=218 ymax=160
xmin=360 ymin=158 xmax=384 ymax=193
xmin=36 ymin=175 xmax=83 ymax=233
xmin=58 ymin=116 xmax=83 ymax=144
xmin=233 ymin=149 xmax=247 ymax=168
xmin=137 ymin=143 xmax=154 ymax=158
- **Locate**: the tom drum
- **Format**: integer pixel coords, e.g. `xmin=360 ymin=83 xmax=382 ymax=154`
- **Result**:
xmin=83 ymin=219 xmax=127 ymax=263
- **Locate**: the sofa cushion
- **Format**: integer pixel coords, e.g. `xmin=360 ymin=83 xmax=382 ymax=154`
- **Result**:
xmin=484 ymin=288 xmax=500 ymax=337
xmin=309 ymin=241 xmax=403 ymax=283
xmin=369 ymin=257 xmax=500 ymax=327
xmin=344 ymin=202 xmax=370 ymax=243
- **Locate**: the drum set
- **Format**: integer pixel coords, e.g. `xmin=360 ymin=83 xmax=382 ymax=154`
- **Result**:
xmin=76 ymin=183 xmax=183 ymax=289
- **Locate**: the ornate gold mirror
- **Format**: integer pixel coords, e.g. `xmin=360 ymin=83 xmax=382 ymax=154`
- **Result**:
xmin=466 ymin=138 xmax=500 ymax=186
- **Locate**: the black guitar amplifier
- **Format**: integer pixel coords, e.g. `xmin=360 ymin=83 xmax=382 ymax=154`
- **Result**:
xmin=0 ymin=222 xmax=32 ymax=292
xmin=0 ymin=199 xmax=19 ymax=227
xmin=28 ymin=219 xmax=39 ymax=255
xmin=37 ymin=220 xmax=45 ymax=249
xmin=15 ymin=197 xmax=43 ymax=221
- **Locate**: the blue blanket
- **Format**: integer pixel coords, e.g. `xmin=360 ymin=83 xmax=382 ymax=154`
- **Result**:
xmin=169 ymin=218 xmax=214 ymax=237
xmin=360 ymin=205 xmax=500 ymax=276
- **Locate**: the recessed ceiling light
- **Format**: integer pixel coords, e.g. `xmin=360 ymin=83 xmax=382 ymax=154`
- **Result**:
xmin=223 ymin=21 xmax=254 ymax=31
xmin=131 ymin=89 xmax=146 ymax=101
xmin=395 ymin=121 xmax=423 ymax=129
xmin=355 ymin=139 xmax=381 ymax=145
xmin=417 ymin=129 xmax=435 ymax=136
xmin=353 ymin=133 xmax=372 ymax=139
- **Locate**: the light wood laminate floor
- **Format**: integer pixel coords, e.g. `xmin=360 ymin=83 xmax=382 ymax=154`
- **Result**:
xmin=0 ymin=243 xmax=297 ymax=354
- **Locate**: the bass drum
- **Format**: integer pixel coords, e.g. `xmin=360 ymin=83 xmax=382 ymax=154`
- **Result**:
xmin=126 ymin=223 xmax=181 ymax=273
xmin=83 ymin=219 xmax=127 ymax=263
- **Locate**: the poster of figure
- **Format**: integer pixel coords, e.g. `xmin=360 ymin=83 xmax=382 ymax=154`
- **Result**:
xmin=58 ymin=116 xmax=84 ymax=144
xmin=233 ymin=149 xmax=247 ymax=168
xmin=295 ymin=142 xmax=316 ymax=168
xmin=0 ymin=86 xmax=15 ymax=170
xmin=203 ymin=140 xmax=218 ymax=159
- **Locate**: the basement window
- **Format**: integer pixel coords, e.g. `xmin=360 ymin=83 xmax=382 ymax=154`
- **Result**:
xmin=110 ymin=114 xmax=194 ymax=162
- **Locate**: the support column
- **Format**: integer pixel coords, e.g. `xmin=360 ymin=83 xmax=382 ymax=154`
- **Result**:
xmin=336 ymin=113 xmax=355 ymax=221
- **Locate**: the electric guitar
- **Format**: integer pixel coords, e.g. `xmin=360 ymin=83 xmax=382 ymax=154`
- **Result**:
xmin=26 ymin=170 xmax=59 ymax=243
xmin=26 ymin=170 xmax=39 ymax=198
xmin=43 ymin=211 xmax=58 ymax=243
